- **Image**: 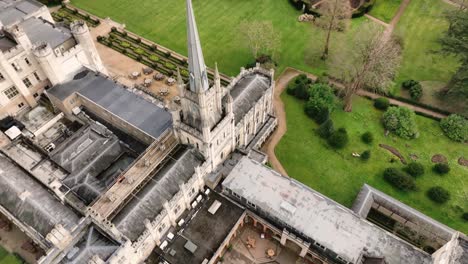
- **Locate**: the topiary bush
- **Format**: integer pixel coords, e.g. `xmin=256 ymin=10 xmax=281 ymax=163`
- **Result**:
xmin=149 ymin=55 xmax=159 ymax=62
xmin=383 ymin=168 xmax=416 ymax=191
xmin=120 ymin=41 xmax=131 ymax=48
xmin=304 ymin=83 xmax=335 ymax=124
xmin=361 ymin=132 xmax=373 ymax=144
xmin=405 ymin=162 xmax=424 ymax=177
xmin=382 ymin=107 xmax=419 ymax=139
xmin=440 ymin=114 xmax=468 ymax=142
xmin=374 ymin=97 xmax=390 ymax=110
xmin=317 ymin=118 xmax=334 ymax=138
xmin=433 ymin=163 xmax=450 ymax=175
xmin=134 ymin=48 xmax=145 ymax=55
xmin=327 ymin=128 xmax=348 ymax=149
xmin=427 ymin=186 xmax=450 ymax=203
xmin=462 ymin=212 xmax=468 ymax=222
xmin=361 ymin=150 xmax=371 ymax=160
xmin=409 ymin=83 xmax=423 ymax=101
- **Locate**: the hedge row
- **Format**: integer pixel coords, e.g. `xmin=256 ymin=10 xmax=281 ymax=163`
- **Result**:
xmin=54 ymin=6 xmax=100 ymax=27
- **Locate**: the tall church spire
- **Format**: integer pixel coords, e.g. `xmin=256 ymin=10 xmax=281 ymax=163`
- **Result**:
xmin=186 ymin=0 xmax=209 ymax=93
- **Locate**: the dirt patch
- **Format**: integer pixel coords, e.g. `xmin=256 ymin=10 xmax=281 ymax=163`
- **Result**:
xmin=458 ymin=157 xmax=468 ymax=167
xmin=379 ymin=144 xmax=407 ymax=164
xmin=431 ymin=154 xmax=447 ymax=164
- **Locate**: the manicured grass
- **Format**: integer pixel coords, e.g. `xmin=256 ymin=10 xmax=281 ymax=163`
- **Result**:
xmin=71 ymin=0 xmax=372 ymax=77
xmin=0 ymin=247 xmax=21 ymax=264
xmin=393 ymin=0 xmax=459 ymax=92
xmin=368 ymin=0 xmax=402 ymax=23
xmin=276 ymin=94 xmax=468 ymax=233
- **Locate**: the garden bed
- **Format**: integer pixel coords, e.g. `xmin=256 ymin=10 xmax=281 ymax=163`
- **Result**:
xmin=98 ymin=28 xmax=230 ymax=86
xmin=52 ymin=6 xmax=100 ymax=27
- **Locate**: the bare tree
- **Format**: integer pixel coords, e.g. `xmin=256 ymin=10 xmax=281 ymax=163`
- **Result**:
xmin=239 ymin=21 xmax=281 ymax=60
xmin=315 ymin=0 xmax=352 ymax=60
xmin=328 ymin=23 xmax=402 ymax=112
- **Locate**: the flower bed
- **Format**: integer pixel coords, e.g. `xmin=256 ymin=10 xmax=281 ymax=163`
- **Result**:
xmin=99 ymin=29 xmax=230 ymax=86
xmin=52 ymin=6 xmax=100 ymax=27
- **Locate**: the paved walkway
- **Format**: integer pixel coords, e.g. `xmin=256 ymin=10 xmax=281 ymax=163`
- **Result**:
xmin=364 ymin=14 xmax=389 ymax=27
xmin=382 ymin=0 xmax=411 ymax=41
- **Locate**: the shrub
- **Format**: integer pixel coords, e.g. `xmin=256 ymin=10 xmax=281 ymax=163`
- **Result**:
xmin=405 ymin=162 xmax=424 ymax=177
xmin=427 ymin=186 xmax=450 ymax=203
xmin=180 ymin=69 xmax=189 ymax=77
xmin=409 ymin=83 xmax=423 ymax=101
xmin=440 ymin=114 xmax=468 ymax=142
xmin=164 ymin=51 xmax=171 ymax=58
xmin=111 ymin=26 xmax=117 ymax=32
xmin=150 ymin=44 xmax=157 ymax=51
xmin=401 ymin=80 xmax=419 ymax=89
xmin=382 ymin=107 xmax=419 ymax=139
xmin=287 ymin=74 xmax=313 ymax=100
xmin=96 ymin=36 xmax=104 ymax=42
xmin=149 ymin=55 xmax=159 ymax=62
xmin=165 ymin=62 xmax=176 ymax=70
xmin=361 ymin=150 xmax=371 ymax=160
xmin=304 ymin=83 xmax=335 ymax=123
xmin=374 ymin=97 xmax=390 ymax=110
xmin=433 ymin=163 xmax=450 ymax=175
xmin=361 ymin=132 xmax=373 ymax=144
xmin=327 ymin=128 xmax=348 ymax=149
xmin=463 ymin=212 xmax=468 ymax=222
xmin=134 ymin=48 xmax=145 ymax=55
xmin=383 ymin=168 xmax=416 ymax=191
xmin=120 ymin=41 xmax=131 ymax=48
xmin=136 ymin=37 xmax=142 ymax=43
xmin=317 ymin=119 xmax=334 ymax=138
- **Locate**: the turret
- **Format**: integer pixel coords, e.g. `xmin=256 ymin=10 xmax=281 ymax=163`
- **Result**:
xmin=214 ymin=62 xmax=223 ymax=112
xmin=32 ymin=42 xmax=64 ymax=85
xmin=70 ymin=20 xmax=107 ymax=75
xmin=9 ymin=24 xmax=32 ymax=50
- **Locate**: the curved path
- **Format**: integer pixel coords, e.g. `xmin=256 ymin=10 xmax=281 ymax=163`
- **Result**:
xmin=263 ymin=66 xmax=447 ymax=176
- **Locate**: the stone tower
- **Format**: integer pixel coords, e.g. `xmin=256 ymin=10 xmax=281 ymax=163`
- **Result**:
xmin=32 ymin=42 xmax=65 ymax=85
xmin=179 ymin=0 xmax=222 ymax=133
xmin=70 ymin=20 xmax=107 ymax=75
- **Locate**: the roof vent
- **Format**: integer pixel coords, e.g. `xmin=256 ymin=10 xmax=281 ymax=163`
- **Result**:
xmin=280 ymin=201 xmax=296 ymax=215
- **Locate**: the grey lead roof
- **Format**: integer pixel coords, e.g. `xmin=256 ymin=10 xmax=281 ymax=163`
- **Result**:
xmin=113 ymin=147 xmax=204 ymax=241
xmin=222 ymin=157 xmax=432 ymax=264
xmin=186 ymin=0 xmax=209 ymax=93
xmin=0 ymin=0 xmax=42 ymax=26
xmin=20 ymin=17 xmax=72 ymax=48
xmin=47 ymin=71 xmax=173 ymax=139
xmin=0 ymin=154 xmax=80 ymax=238
xmin=229 ymin=73 xmax=271 ymax=124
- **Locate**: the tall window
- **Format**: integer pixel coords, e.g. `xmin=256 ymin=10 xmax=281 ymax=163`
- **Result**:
xmin=22 ymin=77 xmax=32 ymax=88
xmin=4 ymin=86 xmax=19 ymax=99
xmin=24 ymin=57 xmax=31 ymax=66
xmin=33 ymin=72 xmax=41 ymax=82
xmin=0 ymin=72 xmax=4 ymax=81
xmin=11 ymin=63 xmax=20 ymax=72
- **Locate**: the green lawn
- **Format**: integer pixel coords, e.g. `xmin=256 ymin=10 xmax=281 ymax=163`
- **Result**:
xmin=0 ymin=247 xmax=21 ymax=264
xmin=368 ymin=0 xmax=402 ymax=23
xmin=393 ymin=0 xmax=459 ymax=93
xmin=71 ymin=0 xmax=374 ymax=77
xmin=276 ymin=94 xmax=468 ymax=233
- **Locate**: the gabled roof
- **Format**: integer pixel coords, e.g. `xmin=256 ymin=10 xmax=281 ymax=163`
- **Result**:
xmin=47 ymin=71 xmax=173 ymax=140
xmin=0 ymin=0 xmax=42 ymax=27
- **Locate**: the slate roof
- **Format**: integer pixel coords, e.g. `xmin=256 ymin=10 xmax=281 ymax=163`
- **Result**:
xmin=47 ymin=71 xmax=173 ymax=139
xmin=229 ymin=73 xmax=271 ymax=124
xmin=0 ymin=0 xmax=42 ymax=26
xmin=0 ymin=154 xmax=80 ymax=238
xmin=222 ymin=157 xmax=432 ymax=264
xmin=20 ymin=17 xmax=72 ymax=48
xmin=113 ymin=147 xmax=204 ymax=241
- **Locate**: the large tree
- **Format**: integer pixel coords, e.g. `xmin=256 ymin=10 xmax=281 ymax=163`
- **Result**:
xmin=328 ymin=23 xmax=401 ymax=112
xmin=315 ymin=0 xmax=352 ymax=60
xmin=239 ymin=21 xmax=281 ymax=60
xmin=438 ymin=9 xmax=468 ymax=97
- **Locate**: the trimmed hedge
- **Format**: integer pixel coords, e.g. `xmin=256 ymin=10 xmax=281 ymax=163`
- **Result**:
xmin=383 ymin=168 xmax=416 ymax=191
xmin=427 ymin=186 xmax=450 ymax=203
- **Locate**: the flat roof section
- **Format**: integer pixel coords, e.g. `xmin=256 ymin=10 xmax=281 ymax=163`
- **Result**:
xmin=157 ymin=191 xmax=244 ymax=264
xmin=222 ymin=157 xmax=432 ymax=264
xmin=47 ymin=71 xmax=173 ymax=140
xmin=0 ymin=0 xmax=42 ymax=27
